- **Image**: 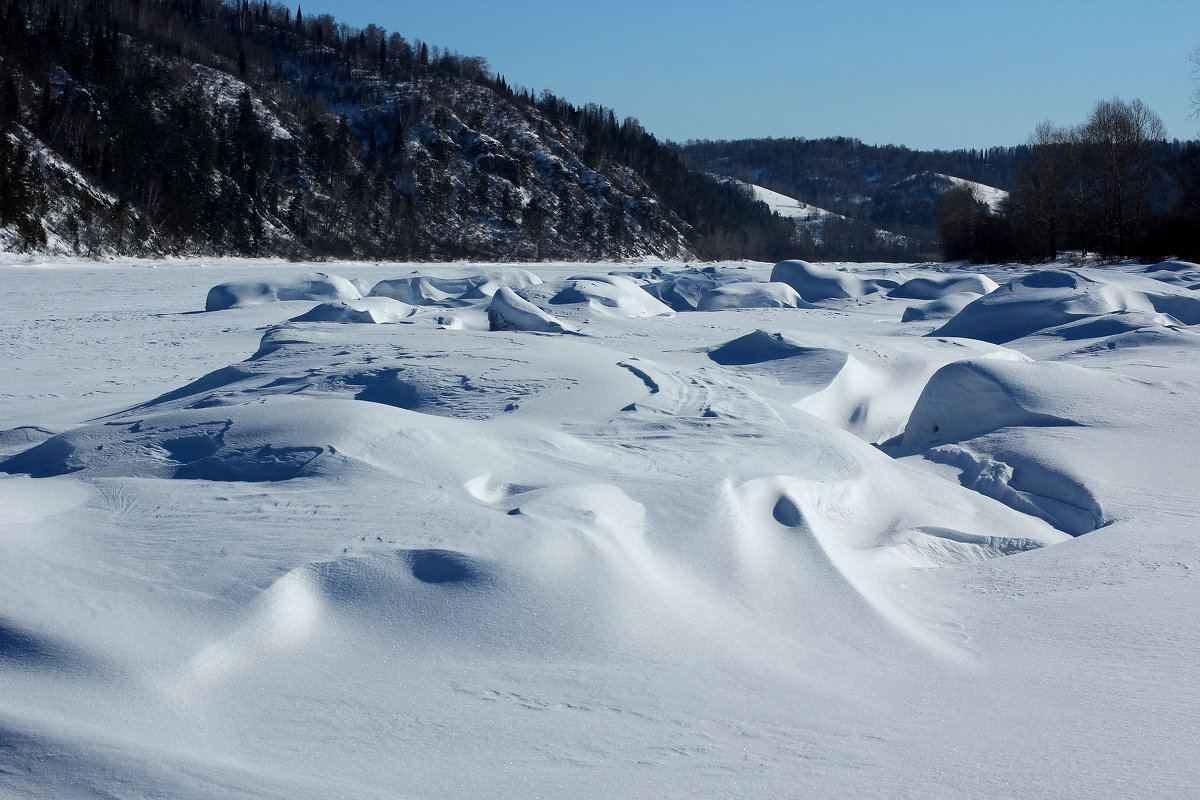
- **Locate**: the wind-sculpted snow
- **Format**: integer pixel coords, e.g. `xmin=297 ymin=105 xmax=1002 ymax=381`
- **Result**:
xmin=1139 ymin=259 xmax=1200 ymax=289
xmin=901 ymin=359 xmax=1090 ymax=446
xmin=289 ymin=297 xmax=417 ymax=324
xmin=889 ymin=272 xmax=998 ymax=299
xmin=204 ymin=272 xmax=361 ymax=310
xmin=891 ymin=356 xmax=1186 ymax=535
xmin=369 ymin=268 xmax=543 ymax=306
xmin=770 ymin=259 xmax=883 ymax=301
xmin=931 ymin=267 xmax=1200 ymax=343
xmin=487 ymin=286 xmax=579 ymax=333
xmin=548 ymin=274 xmax=675 ymax=317
xmin=707 ymin=329 xmax=837 ymax=366
xmin=2 ymin=259 xmax=1199 ymax=800
xmin=696 ymin=281 xmax=812 ymax=310
xmin=901 ymin=291 xmax=984 ymax=322
xmin=642 ymin=265 xmax=754 ymax=310
xmin=708 ymin=329 xmax=1024 ymax=443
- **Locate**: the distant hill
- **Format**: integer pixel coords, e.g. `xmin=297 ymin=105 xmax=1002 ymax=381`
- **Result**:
xmin=678 ymin=137 xmax=1026 ymax=260
xmin=0 ymin=0 xmax=797 ymax=261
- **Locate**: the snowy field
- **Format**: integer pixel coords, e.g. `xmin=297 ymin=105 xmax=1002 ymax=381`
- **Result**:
xmin=1 ymin=257 xmax=1198 ymax=799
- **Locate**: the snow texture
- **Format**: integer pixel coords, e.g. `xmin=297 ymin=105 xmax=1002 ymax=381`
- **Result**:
xmin=1 ymin=257 xmax=1199 ymax=800
xmin=931 ymin=267 xmax=1200 ymax=343
xmin=205 ymin=273 xmax=362 ymax=310
xmin=696 ymin=281 xmax=813 ymax=310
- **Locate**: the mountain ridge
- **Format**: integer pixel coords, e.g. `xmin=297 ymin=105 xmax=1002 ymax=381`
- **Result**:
xmin=0 ymin=0 xmax=797 ymax=261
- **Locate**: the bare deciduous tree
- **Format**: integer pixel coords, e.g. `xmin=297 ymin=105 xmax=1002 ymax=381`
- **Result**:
xmin=1191 ymin=45 xmax=1200 ymax=123
xmin=1077 ymin=97 xmax=1166 ymax=257
xmin=1011 ymin=120 xmax=1069 ymax=259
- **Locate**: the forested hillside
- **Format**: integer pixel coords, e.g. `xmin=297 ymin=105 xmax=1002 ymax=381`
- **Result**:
xmin=680 ymin=124 xmax=1200 ymax=263
xmin=941 ymin=102 xmax=1200 ymax=263
xmin=0 ymin=0 xmax=797 ymax=260
xmin=677 ymin=137 xmax=1027 ymax=260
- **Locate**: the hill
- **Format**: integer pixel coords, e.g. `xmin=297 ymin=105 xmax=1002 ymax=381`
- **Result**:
xmin=0 ymin=0 xmax=797 ymax=261
xmin=679 ymin=137 xmax=1023 ymax=260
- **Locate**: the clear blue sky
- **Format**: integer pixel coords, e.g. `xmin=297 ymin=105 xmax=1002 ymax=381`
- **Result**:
xmin=298 ymin=0 xmax=1200 ymax=150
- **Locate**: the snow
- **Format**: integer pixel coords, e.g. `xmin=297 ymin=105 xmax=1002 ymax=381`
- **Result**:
xmin=289 ymin=297 xmax=418 ymax=324
xmin=770 ymin=258 xmax=872 ymax=300
xmin=741 ymin=181 xmax=842 ymax=223
xmin=193 ymin=65 xmax=294 ymax=142
xmin=935 ymin=173 xmax=1009 ymax=213
xmin=370 ymin=268 xmax=543 ymax=305
xmin=889 ymin=272 xmax=999 ymax=299
xmin=901 ymin=290 xmax=983 ymax=322
xmin=930 ymin=267 xmax=1197 ymax=343
xmin=643 ymin=266 xmax=750 ymax=310
xmin=696 ymin=281 xmax=811 ymax=310
xmin=205 ymin=272 xmax=363 ymax=310
xmin=548 ymin=274 xmax=675 ymax=317
xmin=2 ymin=257 xmax=1199 ymax=799
xmin=487 ymin=285 xmax=578 ymax=332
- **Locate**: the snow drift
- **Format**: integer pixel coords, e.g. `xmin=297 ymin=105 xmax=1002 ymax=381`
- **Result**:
xmin=205 ymin=273 xmax=361 ymax=310
xmin=696 ymin=281 xmax=813 ymax=310
xmin=290 ymin=297 xmax=417 ymax=324
xmin=487 ymin=286 xmax=578 ymax=333
xmin=370 ymin=268 xmax=543 ymax=306
xmin=549 ymin=274 xmax=674 ymax=317
xmin=901 ymin=291 xmax=983 ymax=322
xmin=3 ymin=258 xmax=1199 ymax=800
xmin=889 ymin=273 xmax=998 ymax=299
xmin=770 ymin=259 xmax=869 ymax=301
xmin=931 ymin=268 xmax=1200 ymax=343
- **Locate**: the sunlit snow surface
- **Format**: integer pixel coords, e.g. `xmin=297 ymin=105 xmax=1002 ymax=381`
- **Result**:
xmin=1 ymin=258 xmax=1198 ymax=799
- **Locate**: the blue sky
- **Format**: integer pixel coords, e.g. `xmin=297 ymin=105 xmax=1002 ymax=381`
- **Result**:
xmin=299 ymin=0 xmax=1200 ymax=150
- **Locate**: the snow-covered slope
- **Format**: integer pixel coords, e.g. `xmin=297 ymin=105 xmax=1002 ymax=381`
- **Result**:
xmin=1 ymin=257 xmax=1198 ymax=799
xmin=935 ymin=172 xmax=1010 ymax=213
xmin=743 ymin=181 xmax=843 ymax=224
xmin=734 ymin=180 xmax=918 ymax=250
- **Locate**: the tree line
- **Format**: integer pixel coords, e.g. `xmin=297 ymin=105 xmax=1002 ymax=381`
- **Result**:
xmin=940 ymin=97 xmax=1200 ymax=263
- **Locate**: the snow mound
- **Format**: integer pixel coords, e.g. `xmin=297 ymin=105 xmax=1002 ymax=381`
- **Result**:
xmin=901 ymin=291 xmax=984 ymax=322
xmin=1139 ymin=260 xmax=1200 ymax=288
xmin=1067 ymin=324 xmax=1200 ymax=356
xmin=1 ymin=396 xmax=547 ymax=484
xmin=930 ymin=269 xmax=1158 ymax=343
xmin=0 ymin=425 xmax=58 ymax=456
xmin=770 ymin=259 xmax=869 ymax=301
xmin=696 ymin=281 xmax=813 ymax=311
xmin=918 ymin=443 xmax=1105 ymax=536
xmin=1146 ymin=260 xmax=1199 ymax=273
xmin=901 ymin=359 xmax=1095 ymax=446
xmin=0 ymin=474 xmax=90 ymax=524
xmin=290 ymin=298 xmax=417 ymax=324
xmin=111 ymin=324 xmax=646 ymax=422
xmin=548 ymin=274 xmax=674 ymax=317
xmin=368 ymin=276 xmax=454 ymax=305
xmin=895 ymin=358 xmax=1134 ymax=534
xmin=370 ymin=269 xmax=543 ymax=306
xmin=889 ymin=274 xmax=998 ymax=299
xmin=0 ymin=401 xmax=348 ymax=481
xmin=1037 ymin=310 xmax=1182 ymax=341
xmin=642 ymin=267 xmax=753 ymax=311
xmin=487 ymin=287 xmax=578 ymax=333
xmin=707 ymin=330 xmax=834 ymax=366
xmin=1140 ymin=289 xmax=1200 ymax=324
xmin=205 ymin=273 xmax=361 ymax=311
xmin=643 ymin=274 xmax=723 ymax=310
